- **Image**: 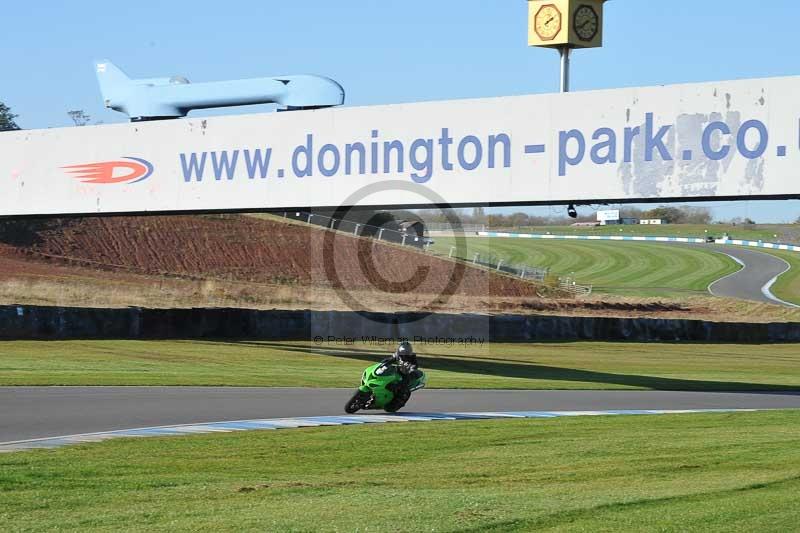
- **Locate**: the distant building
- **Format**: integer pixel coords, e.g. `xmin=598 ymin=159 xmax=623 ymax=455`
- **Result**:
xmin=571 ymin=222 xmax=600 ymax=227
xmin=601 ymin=218 xmax=640 ymax=226
xmin=596 ymin=210 xmax=640 ymax=226
xmin=640 ymin=219 xmax=666 ymax=225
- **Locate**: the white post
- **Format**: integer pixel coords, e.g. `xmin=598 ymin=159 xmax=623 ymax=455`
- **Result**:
xmin=354 ymin=224 xmax=360 ymax=236
xmin=473 ymin=253 xmax=480 ymax=265
xmin=496 ymin=260 xmax=503 ymax=271
xmin=401 ymin=234 xmax=407 ymax=246
xmin=449 ymin=246 xmax=456 ymax=258
xmin=378 ymin=228 xmax=384 ymax=240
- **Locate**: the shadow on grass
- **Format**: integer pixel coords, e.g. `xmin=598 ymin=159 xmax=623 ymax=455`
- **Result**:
xmin=199 ymin=339 xmax=800 ymax=393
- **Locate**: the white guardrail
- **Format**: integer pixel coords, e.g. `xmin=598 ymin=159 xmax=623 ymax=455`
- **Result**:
xmin=476 ymin=232 xmax=800 ymax=253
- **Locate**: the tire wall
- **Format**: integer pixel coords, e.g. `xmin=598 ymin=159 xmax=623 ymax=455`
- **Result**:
xmin=1 ymin=305 xmax=799 ymax=343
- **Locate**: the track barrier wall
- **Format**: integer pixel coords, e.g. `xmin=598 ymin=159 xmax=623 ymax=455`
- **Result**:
xmin=477 ymin=231 xmax=800 ymax=252
xmin=1 ymin=305 xmax=799 ymax=343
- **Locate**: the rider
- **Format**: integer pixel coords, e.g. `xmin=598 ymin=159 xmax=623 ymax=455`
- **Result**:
xmin=382 ymin=341 xmax=423 ymax=397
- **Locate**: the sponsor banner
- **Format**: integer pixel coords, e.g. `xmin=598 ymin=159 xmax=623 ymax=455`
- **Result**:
xmin=3 ymin=76 xmax=800 ymax=216
xmin=596 ymin=209 xmax=620 ymax=222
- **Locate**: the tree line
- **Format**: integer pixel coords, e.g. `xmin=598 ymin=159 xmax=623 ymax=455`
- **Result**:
xmin=418 ymin=205 xmax=724 ymax=227
xmin=1 ymin=101 xmax=95 ymax=131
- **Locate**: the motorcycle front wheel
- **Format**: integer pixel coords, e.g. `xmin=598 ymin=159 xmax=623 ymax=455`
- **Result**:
xmin=344 ymin=391 xmax=370 ymax=414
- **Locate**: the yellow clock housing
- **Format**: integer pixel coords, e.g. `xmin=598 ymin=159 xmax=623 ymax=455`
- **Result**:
xmin=528 ymin=0 xmax=606 ymax=49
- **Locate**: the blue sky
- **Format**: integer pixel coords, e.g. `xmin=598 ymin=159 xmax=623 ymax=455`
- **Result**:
xmin=2 ymin=0 xmax=800 ymax=221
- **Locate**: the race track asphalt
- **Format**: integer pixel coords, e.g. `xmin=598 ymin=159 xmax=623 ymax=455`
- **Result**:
xmin=3 ymin=387 xmax=800 ymax=443
xmin=705 ymin=245 xmax=794 ymax=306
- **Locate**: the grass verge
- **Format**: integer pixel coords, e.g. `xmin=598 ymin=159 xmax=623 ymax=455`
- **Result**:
xmin=1 ymin=411 xmax=799 ymax=531
xmin=2 ymin=340 xmax=800 ymax=390
xmin=430 ymin=237 xmax=739 ymax=297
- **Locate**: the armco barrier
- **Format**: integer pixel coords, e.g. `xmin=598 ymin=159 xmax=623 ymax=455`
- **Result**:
xmin=717 ymin=238 xmax=800 ymax=252
xmin=477 ymin=231 xmax=800 ymax=252
xmin=479 ymin=231 xmax=707 ymax=243
xmin=1 ymin=305 xmax=799 ymax=343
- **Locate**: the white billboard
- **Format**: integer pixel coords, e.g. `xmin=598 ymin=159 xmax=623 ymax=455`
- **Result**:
xmin=596 ymin=210 xmax=620 ymax=222
xmin=2 ymin=75 xmax=800 ymax=217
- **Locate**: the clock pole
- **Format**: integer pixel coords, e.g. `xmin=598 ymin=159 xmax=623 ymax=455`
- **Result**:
xmin=528 ymin=0 xmax=606 ymax=94
xmin=559 ymin=47 xmax=571 ymax=93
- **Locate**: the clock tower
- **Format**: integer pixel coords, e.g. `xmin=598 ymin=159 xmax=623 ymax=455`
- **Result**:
xmin=528 ymin=0 xmax=606 ymax=49
xmin=527 ymin=0 xmax=607 ymax=92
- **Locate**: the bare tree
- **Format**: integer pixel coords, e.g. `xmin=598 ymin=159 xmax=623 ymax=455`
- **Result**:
xmin=67 ymin=110 xmax=91 ymax=126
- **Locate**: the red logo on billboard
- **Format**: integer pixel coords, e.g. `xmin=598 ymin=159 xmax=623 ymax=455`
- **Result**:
xmin=63 ymin=157 xmax=154 ymax=184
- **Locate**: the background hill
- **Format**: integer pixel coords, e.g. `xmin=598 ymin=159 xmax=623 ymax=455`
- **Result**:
xmin=0 ymin=214 xmax=557 ymax=310
xmin=0 ymin=215 xmax=797 ymax=322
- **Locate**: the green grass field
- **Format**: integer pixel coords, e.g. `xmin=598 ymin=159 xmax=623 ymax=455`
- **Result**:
xmin=3 ymin=339 xmax=800 ymax=391
xmin=431 ymin=237 xmax=739 ymax=296
xmin=503 ymin=223 xmax=800 ymax=243
xmin=2 ymin=410 xmax=799 ymax=531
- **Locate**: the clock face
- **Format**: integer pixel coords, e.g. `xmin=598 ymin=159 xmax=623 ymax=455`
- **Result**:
xmin=574 ymin=4 xmax=599 ymax=42
xmin=534 ymin=5 xmax=562 ymax=41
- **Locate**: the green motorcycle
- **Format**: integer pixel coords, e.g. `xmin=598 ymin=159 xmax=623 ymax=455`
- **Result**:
xmin=344 ymin=361 xmax=427 ymax=414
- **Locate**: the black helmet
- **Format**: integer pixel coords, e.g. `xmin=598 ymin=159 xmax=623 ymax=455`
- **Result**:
xmin=396 ymin=341 xmax=415 ymax=361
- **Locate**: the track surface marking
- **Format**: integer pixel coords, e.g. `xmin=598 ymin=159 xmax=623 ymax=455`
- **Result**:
xmin=0 ymin=409 xmax=765 ymax=453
